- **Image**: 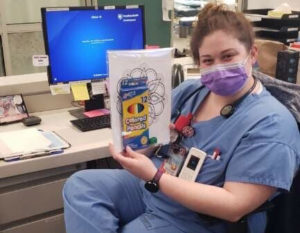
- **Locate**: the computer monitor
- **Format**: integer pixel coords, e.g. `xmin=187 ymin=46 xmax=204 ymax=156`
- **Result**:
xmin=42 ymin=5 xmax=145 ymax=84
xmin=41 ymin=6 xmax=145 ymax=111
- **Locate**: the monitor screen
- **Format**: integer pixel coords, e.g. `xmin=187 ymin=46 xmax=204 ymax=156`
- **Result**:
xmin=41 ymin=6 xmax=145 ymax=84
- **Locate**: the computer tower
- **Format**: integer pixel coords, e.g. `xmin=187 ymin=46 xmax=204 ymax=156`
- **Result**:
xmin=275 ymin=50 xmax=299 ymax=83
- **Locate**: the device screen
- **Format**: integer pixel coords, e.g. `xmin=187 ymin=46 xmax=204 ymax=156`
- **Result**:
xmin=42 ymin=7 xmax=145 ymax=84
xmin=187 ymin=155 xmax=200 ymax=170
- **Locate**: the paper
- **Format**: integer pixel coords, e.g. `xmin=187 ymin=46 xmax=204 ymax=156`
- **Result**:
xmin=104 ymin=97 xmax=110 ymax=109
xmin=162 ymin=0 xmax=173 ymax=21
xmin=71 ymin=83 xmax=90 ymax=101
xmin=0 ymin=128 xmax=70 ymax=159
xmin=0 ymin=128 xmax=51 ymax=156
xmin=50 ymin=83 xmax=71 ymax=95
xmin=91 ymin=81 xmax=106 ymax=95
xmin=32 ymin=55 xmax=49 ymax=66
xmin=108 ymin=48 xmax=173 ymax=152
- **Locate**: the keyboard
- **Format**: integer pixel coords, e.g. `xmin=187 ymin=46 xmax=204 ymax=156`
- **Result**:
xmin=70 ymin=115 xmax=111 ymax=132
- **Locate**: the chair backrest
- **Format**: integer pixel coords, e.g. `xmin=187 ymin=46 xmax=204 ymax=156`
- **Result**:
xmin=229 ymin=122 xmax=300 ymax=233
xmin=265 ymin=170 xmax=300 ymax=233
xmin=265 ymin=122 xmax=300 ymax=233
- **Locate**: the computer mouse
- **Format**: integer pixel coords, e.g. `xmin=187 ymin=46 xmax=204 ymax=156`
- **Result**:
xmin=23 ymin=116 xmax=42 ymax=126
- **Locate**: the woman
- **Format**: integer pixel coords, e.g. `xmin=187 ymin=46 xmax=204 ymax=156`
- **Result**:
xmin=63 ymin=4 xmax=300 ymax=233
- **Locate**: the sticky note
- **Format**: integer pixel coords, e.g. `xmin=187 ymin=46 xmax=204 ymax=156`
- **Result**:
xmin=50 ymin=84 xmax=70 ymax=95
xmin=84 ymin=109 xmax=110 ymax=118
xmin=71 ymin=83 xmax=90 ymax=101
xmin=145 ymin=45 xmax=160 ymax=49
xmin=91 ymin=81 xmax=106 ymax=95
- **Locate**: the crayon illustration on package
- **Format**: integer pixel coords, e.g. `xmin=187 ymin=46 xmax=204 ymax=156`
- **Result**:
xmin=120 ymin=77 xmax=149 ymax=150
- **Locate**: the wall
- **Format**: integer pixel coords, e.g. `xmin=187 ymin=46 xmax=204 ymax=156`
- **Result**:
xmin=98 ymin=0 xmax=172 ymax=47
xmin=0 ymin=72 xmax=73 ymax=113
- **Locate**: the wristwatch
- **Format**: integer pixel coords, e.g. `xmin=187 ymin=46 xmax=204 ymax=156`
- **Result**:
xmin=144 ymin=164 xmax=165 ymax=193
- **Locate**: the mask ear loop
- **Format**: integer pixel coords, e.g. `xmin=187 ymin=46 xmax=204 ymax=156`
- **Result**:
xmin=242 ymin=54 xmax=250 ymax=66
xmin=220 ymin=76 xmax=257 ymax=118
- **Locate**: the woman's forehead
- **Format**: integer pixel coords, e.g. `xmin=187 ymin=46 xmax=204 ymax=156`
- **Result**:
xmin=198 ymin=30 xmax=246 ymax=55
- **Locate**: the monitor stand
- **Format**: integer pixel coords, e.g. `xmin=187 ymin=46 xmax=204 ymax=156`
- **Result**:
xmin=84 ymin=94 xmax=105 ymax=111
xmin=68 ymin=94 xmax=105 ymax=119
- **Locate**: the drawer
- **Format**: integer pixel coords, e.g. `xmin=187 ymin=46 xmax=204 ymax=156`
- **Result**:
xmin=0 ymin=178 xmax=66 ymax=225
xmin=0 ymin=213 xmax=65 ymax=233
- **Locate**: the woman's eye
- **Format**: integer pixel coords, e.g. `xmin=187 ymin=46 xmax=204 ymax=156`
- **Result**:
xmin=202 ymin=59 xmax=213 ymax=65
xmin=222 ymin=54 xmax=234 ymax=61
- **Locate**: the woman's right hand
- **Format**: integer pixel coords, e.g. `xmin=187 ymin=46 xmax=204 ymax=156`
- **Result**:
xmin=169 ymin=123 xmax=179 ymax=143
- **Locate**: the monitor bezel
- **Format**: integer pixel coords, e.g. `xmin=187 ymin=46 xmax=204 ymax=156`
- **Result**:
xmin=41 ymin=5 xmax=146 ymax=85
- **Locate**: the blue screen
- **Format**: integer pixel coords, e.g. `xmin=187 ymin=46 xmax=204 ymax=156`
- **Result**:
xmin=43 ymin=7 xmax=144 ymax=84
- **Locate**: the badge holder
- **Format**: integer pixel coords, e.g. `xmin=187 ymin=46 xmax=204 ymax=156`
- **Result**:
xmin=163 ymin=143 xmax=187 ymax=176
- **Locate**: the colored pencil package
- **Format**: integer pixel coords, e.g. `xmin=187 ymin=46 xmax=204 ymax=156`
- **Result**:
xmin=120 ymin=77 xmax=149 ymax=150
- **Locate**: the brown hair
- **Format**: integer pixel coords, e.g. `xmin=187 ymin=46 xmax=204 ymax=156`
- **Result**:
xmin=190 ymin=3 xmax=255 ymax=64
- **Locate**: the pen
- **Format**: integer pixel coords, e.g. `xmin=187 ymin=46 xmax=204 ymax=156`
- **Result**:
xmin=2 ymin=151 xmax=25 ymax=162
xmin=21 ymin=149 xmax=64 ymax=159
xmin=21 ymin=151 xmax=50 ymax=160
xmin=2 ymin=148 xmax=64 ymax=161
xmin=4 ymin=155 xmax=21 ymax=162
xmin=212 ymin=148 xmax=221 ymax=160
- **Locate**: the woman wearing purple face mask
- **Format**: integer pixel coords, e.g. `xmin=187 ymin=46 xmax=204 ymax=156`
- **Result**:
xmin=63 ymin=4 xmax=300 ymax=233
xmin=200 ymin=55 xmax=250 ymax=96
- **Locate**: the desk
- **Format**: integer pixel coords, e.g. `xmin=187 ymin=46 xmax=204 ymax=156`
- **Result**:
xmin=0 ymin=108 xmax=112 ymax=233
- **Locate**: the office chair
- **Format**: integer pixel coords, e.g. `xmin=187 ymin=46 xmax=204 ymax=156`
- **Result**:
xmin=265 ymin=169 xmax=300 ymax=233
xmin=264 ymin=122 xmax=300 ymax=233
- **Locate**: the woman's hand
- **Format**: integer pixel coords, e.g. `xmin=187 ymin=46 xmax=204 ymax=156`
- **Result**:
xmin=109 ymin=143 xmax=157 ymax=181
xmin=169 ymin=123 xmax=175 ymax=130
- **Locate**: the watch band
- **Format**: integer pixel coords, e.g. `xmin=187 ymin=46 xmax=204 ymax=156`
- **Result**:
xmin=153 ymin=163 xmax=165 ymax=183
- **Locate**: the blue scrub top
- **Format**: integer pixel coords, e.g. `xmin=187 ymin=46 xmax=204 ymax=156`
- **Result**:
xmin=142 ymin=78 xmax=300 ymax=233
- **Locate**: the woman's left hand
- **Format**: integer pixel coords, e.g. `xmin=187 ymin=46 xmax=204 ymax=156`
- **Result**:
xmin=109 ymin=143 xmax=157 ymax=181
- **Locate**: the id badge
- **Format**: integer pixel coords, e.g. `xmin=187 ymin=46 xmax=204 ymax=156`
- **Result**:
xmin=163 ymin=144 xmax=187 ymax=176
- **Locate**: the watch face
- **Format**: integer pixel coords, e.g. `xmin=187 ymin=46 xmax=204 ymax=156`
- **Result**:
xmin=144 ymin=180 xmax=159 ymax=193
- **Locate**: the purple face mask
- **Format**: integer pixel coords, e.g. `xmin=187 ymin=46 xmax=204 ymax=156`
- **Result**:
xmin=200 ymin=57 xmax=249 ymax=96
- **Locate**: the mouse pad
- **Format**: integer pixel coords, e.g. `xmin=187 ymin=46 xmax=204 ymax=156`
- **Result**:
xmin=0 ymin=94 xmax=29 ymax=125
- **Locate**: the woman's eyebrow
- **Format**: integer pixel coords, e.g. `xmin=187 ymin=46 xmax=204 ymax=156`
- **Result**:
xmin=199 ymin=54 xmax=212 ymax=58
xmin=200 ymin=49 xmax=238 ymax=58
xmin=220 ymin=48 xmax=238 ymax=54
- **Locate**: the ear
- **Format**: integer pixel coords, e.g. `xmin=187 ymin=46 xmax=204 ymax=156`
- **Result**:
xmin=250 ymin=45 xmax=258 ymax=65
